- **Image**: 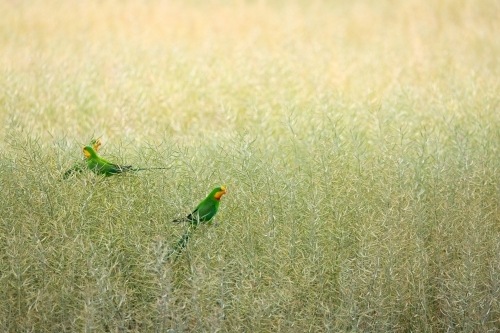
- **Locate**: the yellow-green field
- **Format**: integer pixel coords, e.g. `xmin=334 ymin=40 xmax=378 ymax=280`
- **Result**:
xmin=1 ymin=0 xmax=500 ymax=331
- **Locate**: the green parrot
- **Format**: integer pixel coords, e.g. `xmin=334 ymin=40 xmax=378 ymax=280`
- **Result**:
xmin=173 ymin=186 xmax=227 ymax=225
xmin=168 ymin=186 xmax=227 ymax=262
xmin=82 ymin=145 xmax=169 ymax=176
xmin=63 ymin=138 xmax=102 ymax=179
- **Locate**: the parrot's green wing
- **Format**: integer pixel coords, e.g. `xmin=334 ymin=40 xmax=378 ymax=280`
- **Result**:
xmin=187 ymin=199 xmax=218 ymax=224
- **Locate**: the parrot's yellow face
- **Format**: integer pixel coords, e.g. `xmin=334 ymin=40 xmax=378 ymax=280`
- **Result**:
xmin=214 ymin=186 xmax=227 ymax=200
xmin=83 ymin=147 xmax=91 ymax=159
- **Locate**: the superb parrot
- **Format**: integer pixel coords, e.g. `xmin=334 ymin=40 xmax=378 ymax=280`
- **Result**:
xmin=173 ymin=186 xmax=227 ymax=225
xmin=168 ymin=186 xmax=227 ymax=262
xmin=82 ymin=145 xmax=169 ymax=176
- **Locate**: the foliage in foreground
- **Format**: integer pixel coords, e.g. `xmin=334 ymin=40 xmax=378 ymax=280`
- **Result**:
xmin=1 ymin=118 xmax=500 ymax=332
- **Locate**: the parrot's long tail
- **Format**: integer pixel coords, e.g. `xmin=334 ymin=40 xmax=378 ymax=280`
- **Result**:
xmin=131 ymin=167 xmax=170 ymax=172
xmin=166 ymin=225 xmax=197 ymax=262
